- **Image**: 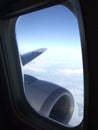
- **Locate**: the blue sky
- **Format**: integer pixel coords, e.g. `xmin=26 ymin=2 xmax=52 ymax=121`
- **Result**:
xmin=16 ymin=5 xmax=81 ymax=53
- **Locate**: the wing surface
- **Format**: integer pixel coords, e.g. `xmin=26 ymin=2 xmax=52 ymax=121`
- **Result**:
xmin=21 ymin=48 xmax=47 ymax=65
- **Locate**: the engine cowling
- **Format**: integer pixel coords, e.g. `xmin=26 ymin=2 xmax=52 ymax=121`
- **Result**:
xmin=24 ymin=74 xmax=74 ymax=125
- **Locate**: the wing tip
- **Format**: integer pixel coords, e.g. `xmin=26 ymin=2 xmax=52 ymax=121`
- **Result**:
xmin=36 ymin=48 xmax=47 ymax=53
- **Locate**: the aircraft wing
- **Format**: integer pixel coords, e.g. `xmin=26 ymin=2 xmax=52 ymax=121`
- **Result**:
xmin=21 ymin=48 xmax=47 ymax=65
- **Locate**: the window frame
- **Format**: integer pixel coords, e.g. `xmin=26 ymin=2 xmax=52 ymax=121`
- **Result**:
xmin=0 ymin=0 xmax=89 ymax=130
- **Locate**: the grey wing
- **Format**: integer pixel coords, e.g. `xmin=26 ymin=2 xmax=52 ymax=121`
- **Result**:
xmin=21 ymin=48 xmax=47 ymax=65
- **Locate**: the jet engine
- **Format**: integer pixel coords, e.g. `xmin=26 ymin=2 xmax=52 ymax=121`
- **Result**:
xmin=24 ymin=74 xmax=74 ymax=125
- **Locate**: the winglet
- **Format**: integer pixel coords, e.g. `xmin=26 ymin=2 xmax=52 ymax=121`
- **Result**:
xmin=21 ymin=48 xmax=47 ymax=66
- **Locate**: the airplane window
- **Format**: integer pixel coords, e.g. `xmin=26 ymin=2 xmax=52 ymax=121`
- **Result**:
xmin=15 ymin=5 xmax=84 ymax=127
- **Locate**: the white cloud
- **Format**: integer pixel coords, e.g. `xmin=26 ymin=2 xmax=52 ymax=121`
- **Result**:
xmin=58 ymin=69 xmax=83 ymax=75
xmin=23 ymin=65 xmax=46 ymax=73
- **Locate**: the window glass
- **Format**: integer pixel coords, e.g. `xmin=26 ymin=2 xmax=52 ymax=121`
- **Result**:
xmin=15 ymin=5 xmax=84 ymax=127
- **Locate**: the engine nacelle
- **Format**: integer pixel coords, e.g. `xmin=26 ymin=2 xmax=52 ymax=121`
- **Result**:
xmin=24 ymin=74 xmax=74 ymax=125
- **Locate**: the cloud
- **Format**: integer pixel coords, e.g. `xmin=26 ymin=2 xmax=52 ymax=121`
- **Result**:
xmin=58 ymin=69 xmax=83 ymax=75
xmin=23 ymin=65 xmax=46 ymax=73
